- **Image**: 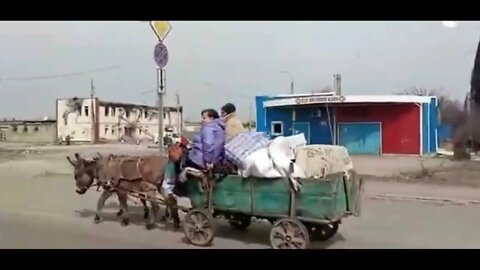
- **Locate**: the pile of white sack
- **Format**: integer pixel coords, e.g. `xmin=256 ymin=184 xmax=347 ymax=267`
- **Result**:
xmin=225 ymin=132 xmax=354 ymax=188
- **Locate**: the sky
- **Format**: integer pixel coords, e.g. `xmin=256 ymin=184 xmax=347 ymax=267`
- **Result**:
xmin=0 ymin=21 xmax=479 ymax=121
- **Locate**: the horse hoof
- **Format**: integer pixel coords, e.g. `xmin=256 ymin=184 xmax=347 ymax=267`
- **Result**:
xmin=121 ymin=218 xmax=130 ymax=226
xmin=116 ymin=210 xmax=123 ymax=217
xmin=143 ymin=212 xmax=149 ymax=219
xmin=146 ymin=223 xmax=156 ymax=230
xmin=94 ymin=215 xmax=102 ymax=224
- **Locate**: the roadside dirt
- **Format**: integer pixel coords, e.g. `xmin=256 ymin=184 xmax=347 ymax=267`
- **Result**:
xmin=360 ymin=161 xmax=480 ymax=188
xmin=2 ymin=143 xmax=480 ymax=188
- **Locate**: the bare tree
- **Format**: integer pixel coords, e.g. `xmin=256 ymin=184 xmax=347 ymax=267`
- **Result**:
xmin=397 ymin=87 xmax=432 ymax=96
xmin=397 ymin=87 xmax=464 ymax=126
xmin=398 ymin=87 xmax=474 ymax=159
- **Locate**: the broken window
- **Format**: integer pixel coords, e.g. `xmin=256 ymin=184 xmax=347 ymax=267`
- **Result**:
xmin=12 ymin=125 xmax=17 ymax=132
xmin=84 ymin=106 xmax=89 ymax=117
xmin=33 ymin=126 xmax=39 ymax=132
xmin=125 ymin=110 xmax=130 ymax=118
xmin=23 ymin=126 xmax=28 ymax=133
xmin=111 ymin=128 xmax=115 ymax=135
xmin=111 ymin=107 xmax=116 ymax=117
xmin=144 ymin=110 xmax=148 ymax=118
xmin=139 ymin=128 xmax=142 ymax=135
xmin=104 ymin=106 xmax=109 ymax=117
xmin=104 ymin=125 xmax=109 ymax=135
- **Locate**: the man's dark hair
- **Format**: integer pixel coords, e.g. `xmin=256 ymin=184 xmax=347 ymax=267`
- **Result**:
xmin=221 ymin=103 xmax=236 ymax=115
xmin=201 ymin=108 xmax=219 ymax=119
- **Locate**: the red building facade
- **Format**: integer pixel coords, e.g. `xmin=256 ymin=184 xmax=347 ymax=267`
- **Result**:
xmin=336 ymin=103 xmax=421 ymax=154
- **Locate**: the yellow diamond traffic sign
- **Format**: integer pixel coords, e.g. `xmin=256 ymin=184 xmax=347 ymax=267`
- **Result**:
xmin=150 ymin=21 xmax=172 ymax=42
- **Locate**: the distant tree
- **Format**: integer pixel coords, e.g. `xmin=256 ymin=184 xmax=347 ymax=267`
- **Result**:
xmin=397 ymin=87 xmax=465 ymax=126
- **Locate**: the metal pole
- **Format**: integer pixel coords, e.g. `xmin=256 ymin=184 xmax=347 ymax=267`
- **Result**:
xmin=290 ymin=80 xmax=294 ymax=95
xmin=90 ymin=78 xmax=96 ymax=144
xmin=157 ymin=68 xmax=165 ymax=152
xmin=175 ymin=93 xmax=181 ymax=134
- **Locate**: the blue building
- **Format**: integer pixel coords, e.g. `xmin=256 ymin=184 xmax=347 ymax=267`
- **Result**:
xmin=255 ymin=93 xmax=439 ymax=155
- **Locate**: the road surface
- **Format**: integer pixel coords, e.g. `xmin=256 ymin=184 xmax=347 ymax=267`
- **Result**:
xmin=0 ymin=144 xmax=479 ymax=248
xmin=1 ymin=171 xmax=480 ymax=248
xmin=1 ymin=197 xmax=480 ymax=249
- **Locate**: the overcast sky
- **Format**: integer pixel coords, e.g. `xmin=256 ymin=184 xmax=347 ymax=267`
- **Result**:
xmin=0 ymin=21 xmax=479 ymax=120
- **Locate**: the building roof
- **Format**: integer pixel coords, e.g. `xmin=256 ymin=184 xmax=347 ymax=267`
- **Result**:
xmin=0 ymin=119 xmax=56 ymax=125
xmin=261 ymin=94 xmax=435 ymax=108
xmin=99 ymin=100 xmax=182 ymax=113
xmin=56 ymin=97 xmax=182 ymax=112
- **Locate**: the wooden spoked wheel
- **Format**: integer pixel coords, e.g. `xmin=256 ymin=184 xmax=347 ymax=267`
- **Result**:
xmin=183 ymin=209 xmax=215 ymax=246
xmin=270 ymin=218 xmax=310 ymax=249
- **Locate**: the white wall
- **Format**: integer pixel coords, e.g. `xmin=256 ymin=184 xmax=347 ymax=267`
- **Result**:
xmin=57 ymin=98 xmax=97 ymax=142
xmin=98 ymin=105 xmax=159 ymax=142
xmin=57 ymin=98 xmax=183 ymax=143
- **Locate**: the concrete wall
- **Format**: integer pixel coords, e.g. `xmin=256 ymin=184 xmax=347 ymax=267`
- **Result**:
xmin=57 ymin=98 xmax=97 ymax=142
xmin=98 ymin=105 xmax=158 ymax=142
xmin=57 ymin=98 xmax=183 ymax=143
xmin=0 ymin=122 xmax=56 ymax=143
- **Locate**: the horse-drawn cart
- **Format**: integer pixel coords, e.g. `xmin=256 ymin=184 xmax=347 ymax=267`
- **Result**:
xmin=67 ymin=151 xmax=363 ymax=249
xmin=182 ymin=171 xmax=363 ymax=249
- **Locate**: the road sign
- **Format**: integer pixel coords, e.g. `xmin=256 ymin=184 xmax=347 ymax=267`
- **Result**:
xmin=154 ymin=42 xmax=169 ymax=68
xmin=157 ymin=68 xmax=166 ymax=94
xmin=150 ymin=21 xmax=172 ymax=42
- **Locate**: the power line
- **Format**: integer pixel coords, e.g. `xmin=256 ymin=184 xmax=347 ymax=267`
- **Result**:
xmin=0 ymin=66 xmax=120 ymax=82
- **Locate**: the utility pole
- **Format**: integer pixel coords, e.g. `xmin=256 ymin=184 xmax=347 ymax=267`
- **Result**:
xmin=175 ymin=93 xmax=182 ymax=134
xmin=157 ymin=69 xmax=165 ymax=152
xmin=333 ymin=74 xmax=342 ymax=95
xmin=90 ymin=78 xmax=96 ymax=144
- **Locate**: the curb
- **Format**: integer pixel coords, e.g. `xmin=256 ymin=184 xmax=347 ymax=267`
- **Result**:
xmin=366 ymin=193 xmax=480 ymax=206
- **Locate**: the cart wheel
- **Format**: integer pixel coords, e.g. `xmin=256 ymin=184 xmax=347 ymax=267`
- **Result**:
xmin=228 ymin=216 xmax=251 ymax=231
xmin=270 ymin=218 xmax=310 ymax=249
xmin=308 ymin=222 xmax=339 ymax=241
xmin=183 ymin=209 xmax=215 ymax=246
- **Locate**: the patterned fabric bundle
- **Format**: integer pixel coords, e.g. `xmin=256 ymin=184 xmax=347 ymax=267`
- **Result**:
xmin=225 ymin=131 xmax=270 ymax=169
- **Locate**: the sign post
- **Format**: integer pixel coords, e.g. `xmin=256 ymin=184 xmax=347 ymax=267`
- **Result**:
xmin=149 ymin=21 xmax=171 ymax=152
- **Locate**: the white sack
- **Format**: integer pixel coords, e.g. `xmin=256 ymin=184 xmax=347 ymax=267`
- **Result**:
xmin=294 ymin=144 xmax=353 ymax=179
xmin=238 ymin=133 xmax=307 ymax=181
xmin=240 ymin=147 xmax=306 ymax=179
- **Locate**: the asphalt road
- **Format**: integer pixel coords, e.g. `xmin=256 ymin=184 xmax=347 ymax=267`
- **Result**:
xmin=2 ymin=198 xmax=480 ymax=249
xmin=0 ymin=149 xmax=479 ymax=249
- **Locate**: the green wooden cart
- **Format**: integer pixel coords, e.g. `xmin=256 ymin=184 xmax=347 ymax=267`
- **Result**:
xmin=182 ymin=171 xmax=363 ymax=249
